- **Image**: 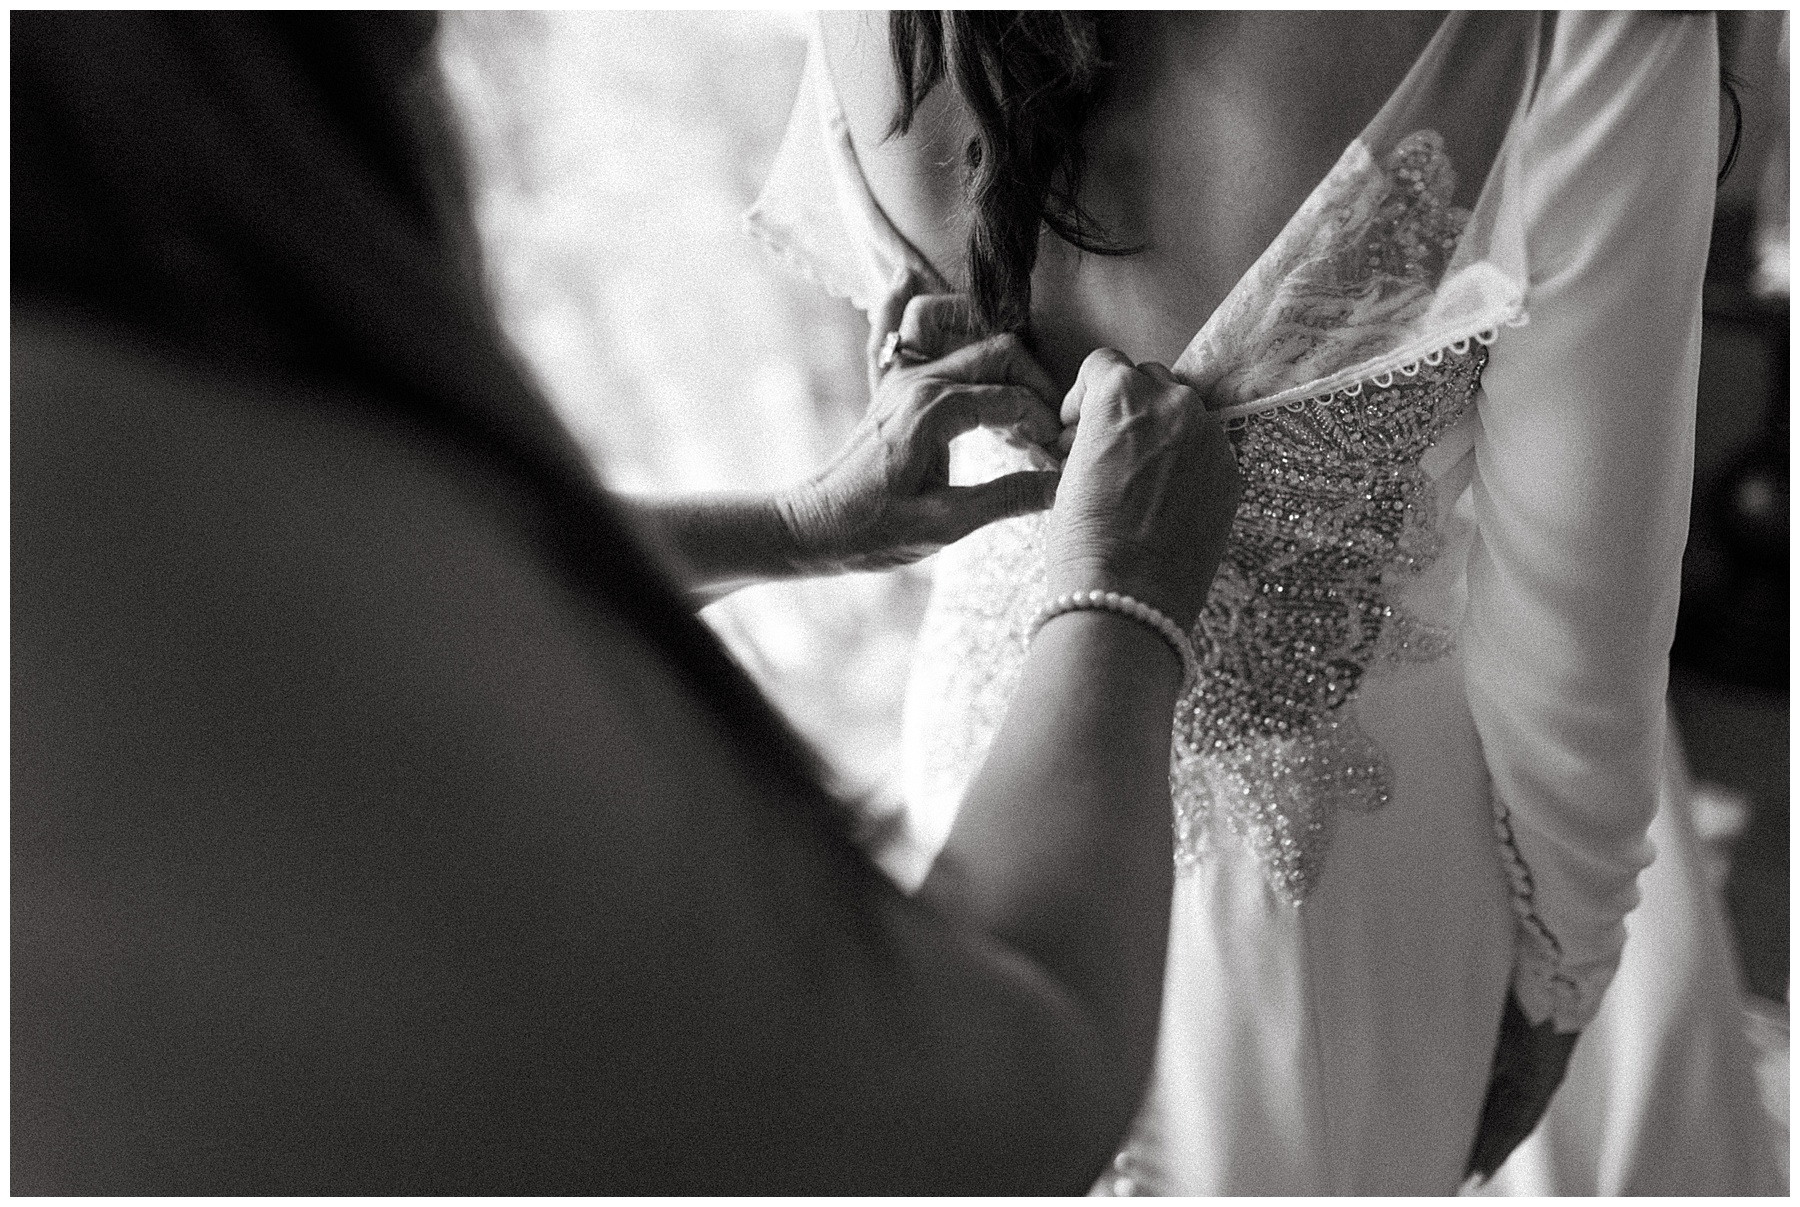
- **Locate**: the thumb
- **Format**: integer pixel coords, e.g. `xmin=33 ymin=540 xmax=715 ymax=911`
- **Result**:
xmin=937 ymin=470 xmax=1060 ymax=540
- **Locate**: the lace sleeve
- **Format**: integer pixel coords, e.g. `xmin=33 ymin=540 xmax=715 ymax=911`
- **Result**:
xmin=742 ymin=16 xmax=939 ymax=313
xmin=1463 ymin=13 xmax=1718 ymax=1032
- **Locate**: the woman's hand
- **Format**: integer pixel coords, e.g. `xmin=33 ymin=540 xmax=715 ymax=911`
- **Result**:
xmin=1463 ymin=991 xmax=1582 ymax=1184
xmin=1046 ymin=348 xmax=1242 ymax=631
xmin=621 ymin=277 xmax=1066 ymax=602
xmin=923 ymin=349 xmax=1241 ymax=1090
xmin=774 ymin=279 xmax=1065 ymax=574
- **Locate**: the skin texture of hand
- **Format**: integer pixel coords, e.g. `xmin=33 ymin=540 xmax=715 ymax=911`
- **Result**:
xmin=619 ymin=279 xmax=1066 ymax=600
xmin=1046 ymin=348 xmax=1243 ymax=631
xmin=1463 ymin=990 xmax=1582 ymax=1183
xmin=775 ymin=281 xmax=1066 ymax=574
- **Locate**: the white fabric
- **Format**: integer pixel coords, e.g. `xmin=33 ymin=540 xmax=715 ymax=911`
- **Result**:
xmin=747 ymin=10 xmax=1778 ymax=1195
xmin=1475 ymin=723 xmax=1788 ymax=1195
xmin=1462 ymin=13 xmax=1714 ymax=1031
xmin=742 ymin=27 xmax=943 ymax=311
xmin=1168 ymin=11 xmax=1537 ymax=416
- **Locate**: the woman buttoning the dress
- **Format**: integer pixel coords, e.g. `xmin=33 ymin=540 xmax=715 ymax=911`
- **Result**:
xmin=14 ymin=11 xmax=1251 ymax=1193
xmin=748 ymin=10 xmax=1784 ymax=1195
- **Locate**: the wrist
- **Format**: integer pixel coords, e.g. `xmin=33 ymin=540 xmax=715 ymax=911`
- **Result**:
xmin=627 ymin=491 xmax=803 ymax=597
xmin=1045 ymin=554 xmax=1200 ymax=635
xmin=1029 ymin=587 xmax=1198 ymax=687
xmin=770 ymin=480 xmax=832 ymax=575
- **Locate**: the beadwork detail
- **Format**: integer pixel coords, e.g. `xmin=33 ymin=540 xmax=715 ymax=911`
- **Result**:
xmin=1028 ymin=589 xmax=1200 ymax=687
xmin=1182 ymin=130 xmax=1475 ymax=412
xmin=1173 ymin=346 xmax=1485 ymax=903
xmin=1490 ymin=789 xmax=1586 ymax=1030
xmin=902 ymin=128 xmax=1502 ymax=904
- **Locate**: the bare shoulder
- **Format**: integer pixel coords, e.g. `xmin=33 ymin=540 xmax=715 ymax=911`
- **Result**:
xmin=816 ymin=10 xmax=973 ymax=288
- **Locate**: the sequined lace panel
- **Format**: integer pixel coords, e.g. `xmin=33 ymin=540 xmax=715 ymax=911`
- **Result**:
xmin=1188 ymin=129 xmax=1474 ymax=410
xmin=910 ymin=351 xmax=1489 ymax=909
xmin=1172 ymin=345 xmax=1485 ymax=903
xmin=905 ymin=128 xmax=1500 ymax=906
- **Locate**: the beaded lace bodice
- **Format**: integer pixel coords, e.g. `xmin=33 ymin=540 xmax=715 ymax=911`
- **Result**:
xmin=907 ymin=130 xmax=1506 ymax=903
xmin=1173 ymin=346 xmax=1484 ymax=901
xmin=752 ymin=11 xmax=1724 ymax=1145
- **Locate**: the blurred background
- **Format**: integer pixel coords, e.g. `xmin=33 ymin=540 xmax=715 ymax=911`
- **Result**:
xmin=439 ymin=12 xmax=928 ymax=820
xmin=438 ymin=7 xmax=1788 ymax=1044
xmin=1680 ymin=12 xmax=1790 ymax=1019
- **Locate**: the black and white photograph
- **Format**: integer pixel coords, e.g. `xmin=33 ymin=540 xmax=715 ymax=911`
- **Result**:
xmin=13 ymin=8 xmax=1790 ymax=1195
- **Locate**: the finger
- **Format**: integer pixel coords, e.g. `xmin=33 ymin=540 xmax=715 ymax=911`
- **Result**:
xmin=1076 ymin=346 xmax=1136 ymax=386
xmin=1060 ymin=372 xmax=1087 ymax=428
xmin=924 ymin=383 xmax=1063 ymax=449
xmin=1463 ymin=993 xmax=1578 ymax=1179
xmin=1463 ymin=1108 xmax=1509 ymax=1180
xmin=926 ymin=331 xmax=1059 ymax=404
xmin=867 ymin=270 xmax=927 ymax=363
xmin=1063 ymin=346 xmax=1135 ymax=425
xmin=932 ymin=471 xmax=1061 ymax=540
xmin=900 ymin=293 xmax=980 ymax=359
xmin=1139 ymin=361 xmax=1177 ymax=384
xmin=997 ymin=430 xmax=1065 ymax=470
xmin=1467 ymin=1113 xmax=1530 ymax=1181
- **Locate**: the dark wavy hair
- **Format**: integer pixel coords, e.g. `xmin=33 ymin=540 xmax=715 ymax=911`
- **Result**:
xmin=886 ymin=11 xmax=1134 ymax=336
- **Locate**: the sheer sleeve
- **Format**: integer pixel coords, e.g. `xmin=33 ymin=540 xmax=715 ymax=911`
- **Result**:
xmin=1464 ymin=13 xmax=1718 ymax=1032
xmin=742 ymin=17 xmax=942 ymax=312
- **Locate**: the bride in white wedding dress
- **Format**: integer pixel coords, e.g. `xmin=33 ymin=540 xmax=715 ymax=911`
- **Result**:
xmin=748 ymin=10 xmax=1783 ymax=1195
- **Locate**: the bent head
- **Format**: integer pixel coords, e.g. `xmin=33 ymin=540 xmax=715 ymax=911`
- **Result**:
xmin=885 ymin=12 xmax=1137 ymax=338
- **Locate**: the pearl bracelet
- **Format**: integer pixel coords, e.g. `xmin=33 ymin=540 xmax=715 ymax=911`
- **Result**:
xmin=1026 ymin=589 xmax=1200 ymax=686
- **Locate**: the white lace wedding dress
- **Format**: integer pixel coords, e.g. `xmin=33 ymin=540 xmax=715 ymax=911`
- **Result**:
xmin=749 ymin=11 xmax=1783 ymax=1195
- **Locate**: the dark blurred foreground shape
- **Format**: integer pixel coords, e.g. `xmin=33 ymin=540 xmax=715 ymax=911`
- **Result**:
xmin=1673 ymin=11 xmax=1789 ymax=1007
xmin=13 ymin=12 xmax=1148 ymax=1194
